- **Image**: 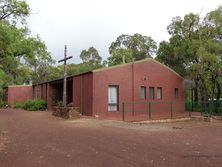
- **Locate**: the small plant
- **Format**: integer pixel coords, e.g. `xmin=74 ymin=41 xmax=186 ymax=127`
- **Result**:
xmin=56 ymin=101 xmax=64 ymax=107
xmin=13 ymin=100 xmax=47 ymax=111
xmin=0 ymin=101 xmax=8 ymax=108
xmin=23 ymin=100 xmax=47 ymax=111
xmin=14 ymin=102 xmax=25 ymax=109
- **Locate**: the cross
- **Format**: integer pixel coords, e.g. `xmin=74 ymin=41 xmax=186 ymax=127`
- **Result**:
xmin=58 ymin=45 xmax=73 ymax=107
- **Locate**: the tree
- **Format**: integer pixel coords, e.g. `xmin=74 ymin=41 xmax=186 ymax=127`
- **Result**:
xmin=23 ymin=36 xmax=55 ymax=84
xmin=0 ymin=0 xmax=29 ymax=24
xmin=108 ymin=33 xmax=157 ymax=66
xmin=107 ymin=48 xmax=133 ymax=66
xmin=0 ymin=0 xmax=54 ymax=99
xmin=156 ymin=7 xmax=222 ymax=102
xmin=79 ymin=47 xmax=103 ymax=70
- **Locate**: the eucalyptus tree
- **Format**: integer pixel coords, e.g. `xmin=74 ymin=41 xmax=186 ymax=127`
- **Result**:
xmin=156 ymin=6 xmax=222 ymax=102
xmin=108 ymin=33 xmax=157 ymax=66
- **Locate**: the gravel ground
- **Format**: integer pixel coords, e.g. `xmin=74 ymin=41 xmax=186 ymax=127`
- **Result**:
xmin=0 ymin=108 xmax=222 ymax=167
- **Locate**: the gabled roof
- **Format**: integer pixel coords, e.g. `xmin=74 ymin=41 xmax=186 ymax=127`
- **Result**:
xmin=93 ymin=58 xmax=183 ymax=79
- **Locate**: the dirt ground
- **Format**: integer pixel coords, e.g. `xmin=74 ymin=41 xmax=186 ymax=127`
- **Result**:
xmin=0 ymin=109 xmax=222 ymax=167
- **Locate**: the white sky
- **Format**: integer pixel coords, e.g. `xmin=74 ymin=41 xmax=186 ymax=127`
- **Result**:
xmin=26 ymin=0 xmax=222 ymax=64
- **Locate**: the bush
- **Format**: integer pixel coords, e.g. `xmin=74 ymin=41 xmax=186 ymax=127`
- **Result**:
xmin=14 ymin=102 xmax=25 ymax=109
xmin=23 ymin=100 xmax=47 ymax=111
xmin=13 ymin=100 xmax=47 ymax=111
xmin=0 ymin=101 xmax=8 ymax=108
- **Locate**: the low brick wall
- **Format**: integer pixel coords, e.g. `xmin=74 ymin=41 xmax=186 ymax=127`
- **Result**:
xmin=52 ymin=107 xmax=80 ymax=119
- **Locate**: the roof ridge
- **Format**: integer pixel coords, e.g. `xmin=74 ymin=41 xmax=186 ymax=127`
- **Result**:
xmin=92 ymin=58 xmax=153 ymax=73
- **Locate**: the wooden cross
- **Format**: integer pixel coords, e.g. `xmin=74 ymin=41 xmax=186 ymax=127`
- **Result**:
xmin=58 ymin=45 xmax=73 ymax=107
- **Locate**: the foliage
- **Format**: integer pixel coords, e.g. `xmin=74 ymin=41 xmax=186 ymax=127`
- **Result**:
xmin=0 ymin=100 xmax=7 ymax=108
xmin=45 ymin=62 xmax=98 ymax=82
xmin=0 ymin=0 xmax=29 ymax=24
xmin=80 ymin=47 xmax=102 ymax=66
xmin=156 ymin=6 xmax=222 ymax=102
xmin=23 ymin=36 xmax=55 ymax=84
xmin=108 ymin=33 xmax=157 ymax=66
xmin=13 ymin=102 xmax=24 ymax=109
xmin=45 ymin=47 xmax=104 ymax=82
xmin=0 ymin=0 xmax=54 ymax=101
xmin=107 ymin=48 xmax=133 ymax=66
xmin=13 ymin=100 xmax=47 ymax=111
xmin=23 ymin=100 xmax=47 ymax=111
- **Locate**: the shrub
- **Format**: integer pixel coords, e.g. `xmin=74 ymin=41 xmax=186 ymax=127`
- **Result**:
xmin=0 ymin=101 xmax=8 ymax=108
xmin=13 ymin=100 xmax=47 ymax=111
xmin=23 ymin=100 xmax=47 ymax=111
xmin=14 ymin=102 xmax=25 ymax=109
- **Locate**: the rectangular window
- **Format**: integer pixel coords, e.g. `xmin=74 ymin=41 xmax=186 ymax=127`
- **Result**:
xmin=140 ymin=86 xmax=146 ymax=99
xmin=174 ymin=88 xmax=179 ymax=99
xmin=157 ymin=87 xmax=162 ymax=99
xmin=149 ymin=87 xmax=154 ymax=100
xmin=108 ymin=86 xmax=119 ymax=111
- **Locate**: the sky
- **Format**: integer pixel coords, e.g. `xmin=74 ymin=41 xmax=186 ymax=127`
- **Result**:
xmin=26 ymin=0 xmax=222 ymax=64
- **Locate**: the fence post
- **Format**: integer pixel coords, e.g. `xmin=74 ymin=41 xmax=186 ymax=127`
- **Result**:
xmin=149 ymin=102 xmax=151 ymax=120
xmin=209 ymin=102 xmax=212 ymax=117
xmin=122 ymin=102 xmax=125 ymax=121
xmin=191 ymin=88 xmax=194 ymax=112
xmin=201 ymin=102 xmax=203 ymax=116
xmin=170 ymin=102 xmax=173 ymax=119
xmin=189 ymin=105 xmax=191 ymax=117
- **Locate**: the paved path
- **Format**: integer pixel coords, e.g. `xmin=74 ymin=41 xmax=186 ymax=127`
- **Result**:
xmin=0 ymin=109 xmax=222 ymax=167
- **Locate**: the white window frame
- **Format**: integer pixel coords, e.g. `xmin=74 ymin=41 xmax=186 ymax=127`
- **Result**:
xmin=108 ymin=85 xmax=119 ymax=111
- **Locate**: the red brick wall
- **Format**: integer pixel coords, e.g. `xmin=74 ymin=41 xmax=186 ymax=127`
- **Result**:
xmin=92 ymin=59 xmax=184 ymax=120
xmin=42 ymin=84 xmax=47 ymax=101
xmin=47 ymin=83 xmax=53 ymax=110
xmin=7 ymin=86 xmax=33 ymax=106
xmin=33 ymin=83 xmax=47 ymax=101
xmin=73 ymin=73 xmax=93 ymax=116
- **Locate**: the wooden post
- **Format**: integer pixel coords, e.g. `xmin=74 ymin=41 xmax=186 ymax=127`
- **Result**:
xmin=63 ymin=45 xmax=67 ymax=107
xmin=58 ymin=45 xmax=73 ymax=107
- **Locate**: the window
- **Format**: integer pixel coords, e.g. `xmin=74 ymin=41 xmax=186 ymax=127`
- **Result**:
xmin=108 ymin=86 xmax=119 ymax=111
xmin=140 ymin=86 xmax=146 ymax=99
xmin=149 ymin=87 xmax=154 ymax=99
xmin=157 ymin=87 xmax=162 ymax=99
xmin=174 ymin=88 xmax=179 ymax=99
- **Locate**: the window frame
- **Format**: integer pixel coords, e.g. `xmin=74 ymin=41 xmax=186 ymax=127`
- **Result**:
xmin=174 ymin=88 xmax=179 ymax=99
xmin=108 ymin=85 xmax=119 ymax=112
xmin=157 ymin=87 xmax=162 ymax=99
xmin=140 ymin=86 xmax=146 ymax=99
xmin=149 ymin=87 xmax=155 ymax=100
